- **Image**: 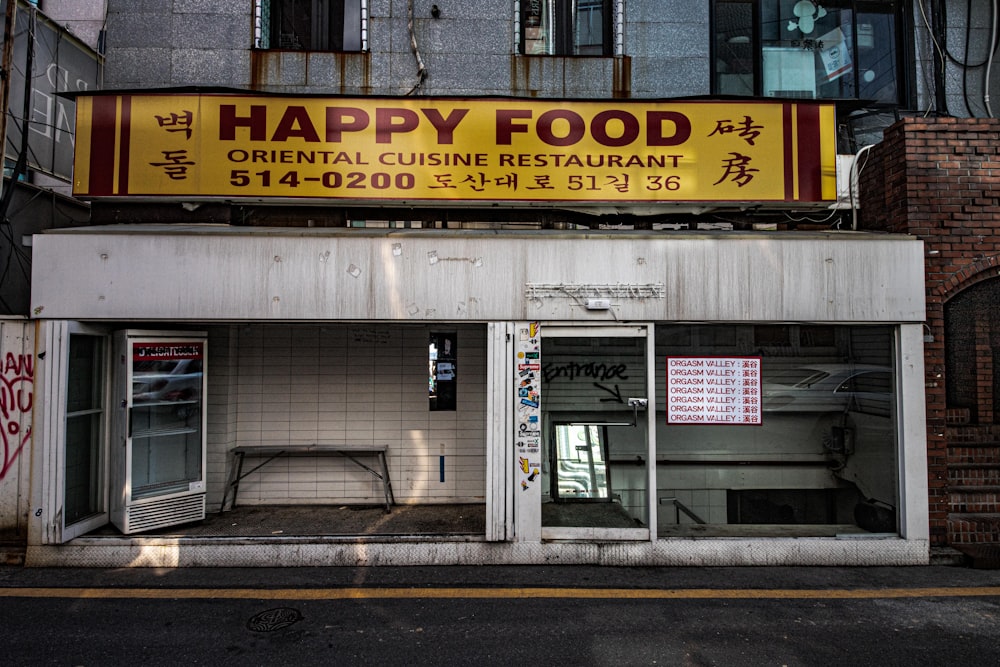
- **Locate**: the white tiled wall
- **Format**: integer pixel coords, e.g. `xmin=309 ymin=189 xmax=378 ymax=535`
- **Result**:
xmin=205 ymin=324 xmax=487 ymax=506
xmin=205 ymin=329 xmax=238 ymax=509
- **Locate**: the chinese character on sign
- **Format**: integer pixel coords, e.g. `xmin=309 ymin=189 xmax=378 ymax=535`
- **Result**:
xmin=154 ymin=110 xmax=194 ymax=140
xmin=149 ymin=150 xmax=196 ymax=180
xmin=708 ymin=116 xmax=764 ymax=146
xmin=713 ymin=152 xmax=759 ymax=188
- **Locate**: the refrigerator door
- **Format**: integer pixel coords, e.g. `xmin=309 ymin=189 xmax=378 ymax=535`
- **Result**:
xmin=111 ymin=332 xmax=207 ymax=533
xmin=129 ymin=340 xmax=205 ymax=500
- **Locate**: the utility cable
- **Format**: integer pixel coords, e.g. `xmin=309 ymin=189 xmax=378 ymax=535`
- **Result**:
xmin=985 ymin=0 xmax=998 ymax=116
xmin=964 ymin=0 xmax=975 ymax=116
xmin=916 ymin=0 xmax=951 ymax=115
xmin=405 ymin=0 xmax=428 ymax=95
xmin=941 ymin=0 xmax=998 ymax=68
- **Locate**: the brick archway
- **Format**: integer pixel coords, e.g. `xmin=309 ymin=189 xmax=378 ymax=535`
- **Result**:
xmin=938 ymin=276 xmax=1000 ymax=550
xmin=942 ymin=276 xmax=1000 ymax=425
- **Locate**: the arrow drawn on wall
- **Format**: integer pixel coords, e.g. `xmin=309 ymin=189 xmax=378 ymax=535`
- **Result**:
xmin=594 ymin=382 xmax=624 ymax=403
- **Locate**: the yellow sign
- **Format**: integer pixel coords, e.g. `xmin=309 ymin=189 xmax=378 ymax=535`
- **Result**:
xmin=74 ymin=94 xmax=836 ymax=204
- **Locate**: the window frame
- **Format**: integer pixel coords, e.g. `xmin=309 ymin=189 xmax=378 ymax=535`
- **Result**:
xmin=254 ymin=0 xmax=368 ymax=52
xmin=710 ymin=0 xmax=904 ymax=105
xmin=517 ymin=0 xmax=622 ymax=57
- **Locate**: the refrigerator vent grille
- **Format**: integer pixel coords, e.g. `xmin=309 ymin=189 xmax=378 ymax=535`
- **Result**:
xmin=127 ymin=494 xmax=206 ymax=533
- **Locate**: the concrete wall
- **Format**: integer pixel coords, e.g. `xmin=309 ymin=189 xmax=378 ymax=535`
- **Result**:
xmin=99 ymin=1 xmax=708 ymax=98
xmin=38 ymin=0 xmax=107 ymax=51
xmin=99 ymin=1 xmax=964 ymax=112
xmin=0 ymin=318 xmax=33 ymax=548
xmin=95 ymin=0 xmax=1000 ymax=122
xmin=31 ymin=228 xmax=927 ymax=324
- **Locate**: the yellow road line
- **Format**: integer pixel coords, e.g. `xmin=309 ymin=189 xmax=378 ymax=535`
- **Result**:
xmin=1 ymin=586 xmax=1000 ymax=600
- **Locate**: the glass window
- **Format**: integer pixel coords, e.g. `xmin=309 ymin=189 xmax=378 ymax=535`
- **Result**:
xmin=429 ymin=332 xmax=457 ymax=411
xmin=65 ymin=335 xmax=106 ymax=526
xmin=520 ymin=0 xmax=614 ymax=56
xmin=715 ymin=1 xmax=757 ymax=95
xmin=255 ymin=0 xmax=366 ymax=51
xmin=656 ymin=323 xmax=899 ymax=537
xmin=713 ymin=1 xmax=900 ymax=104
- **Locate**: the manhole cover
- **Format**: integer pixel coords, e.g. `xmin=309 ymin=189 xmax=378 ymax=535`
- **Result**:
xmin=247 ymin=607 xmax=303 ymax=632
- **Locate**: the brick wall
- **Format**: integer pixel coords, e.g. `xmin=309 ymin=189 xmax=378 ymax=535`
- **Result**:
xmin=859 ymin=117 xmax=1000 ymax=546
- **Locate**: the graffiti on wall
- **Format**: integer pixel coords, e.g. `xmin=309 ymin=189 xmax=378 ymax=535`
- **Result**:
xmin=0 ymin=353 xmax=33 ymax=480
xmin=542 ymin=361 xmax=629 ymax=384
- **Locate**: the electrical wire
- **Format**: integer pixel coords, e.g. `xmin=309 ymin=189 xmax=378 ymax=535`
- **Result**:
xmin=924 ymin=0 xmax=1000 ymax=118
xmin=916 ymin=0 xmax=947 ymax=116
xmin=941 ymin=0 xmax=997 ymax=69
xmin=985 ymin=0 xmax=998 ymax=116
xmin=964 ymin=0 xmax=974 ymax=116
xmin=850 ymin=143 xmax=874 ymax=231
xmin=916 ymin=0 xmax=948 ymax=76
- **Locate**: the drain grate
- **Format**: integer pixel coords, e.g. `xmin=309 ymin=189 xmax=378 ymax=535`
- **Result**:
xmin=247 ymin=607 xmax=303 ymax=632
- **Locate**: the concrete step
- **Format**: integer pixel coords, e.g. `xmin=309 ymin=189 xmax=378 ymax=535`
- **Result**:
xmin=929 ymin=546 xmax=970 ymax=567
xmin=0 ymin=545 xmax=24 ymax=566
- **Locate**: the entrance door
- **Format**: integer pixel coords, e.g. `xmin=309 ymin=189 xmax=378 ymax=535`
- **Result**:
xmin=540 ymin=325 xmax=655 ymax=540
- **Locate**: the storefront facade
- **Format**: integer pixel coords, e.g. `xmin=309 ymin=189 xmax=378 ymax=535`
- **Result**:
xmin=25 ymin=225 xmax=929 ymax=566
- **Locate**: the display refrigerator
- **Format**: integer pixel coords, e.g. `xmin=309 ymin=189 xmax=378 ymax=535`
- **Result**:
xmin=110 ymin=330 xmax=208 ymax=534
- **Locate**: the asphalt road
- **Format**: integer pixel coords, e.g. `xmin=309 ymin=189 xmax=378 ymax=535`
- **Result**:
xmin=3 ymin=565 xmax=1000 ymax=666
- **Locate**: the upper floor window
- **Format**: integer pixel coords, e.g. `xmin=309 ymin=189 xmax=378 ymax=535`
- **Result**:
xmin=255 ymin=0 xmax=367 ymax=51
xmin=713 ymin=1 xmax=900 ymax=104
xmin=519 ymin=0 xmax=617 ymax=56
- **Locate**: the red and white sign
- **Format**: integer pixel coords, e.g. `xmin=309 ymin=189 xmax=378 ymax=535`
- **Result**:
xmin=133 ymin=343 xmax=204 ymax=362
xmin=666 ymin=356 xmax=762 ymax=425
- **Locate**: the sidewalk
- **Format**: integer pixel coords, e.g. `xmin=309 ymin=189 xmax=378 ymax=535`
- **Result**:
xmin=3 ymin=563 xmax=1000 ymax=593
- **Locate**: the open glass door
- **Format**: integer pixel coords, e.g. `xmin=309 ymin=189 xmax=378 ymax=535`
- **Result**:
xmin=540 ymin=325 xmax=654 ymax=540
xmin=62 ymin=328 xmax=110 ymax=541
